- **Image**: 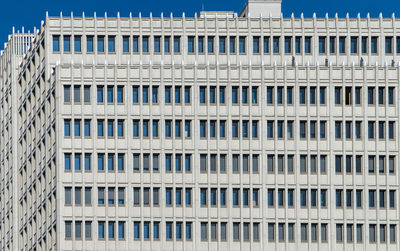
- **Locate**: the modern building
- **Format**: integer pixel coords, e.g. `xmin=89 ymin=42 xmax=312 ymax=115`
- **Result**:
xmin=1 ymin=0 xmax=400 ymax=250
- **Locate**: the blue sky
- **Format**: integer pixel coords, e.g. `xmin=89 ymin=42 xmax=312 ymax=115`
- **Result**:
xmin=1 ymin=0 xmax=399 ymax=47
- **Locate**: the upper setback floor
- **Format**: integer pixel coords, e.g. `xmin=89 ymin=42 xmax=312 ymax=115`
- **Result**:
xmin=45 ymin=15 xmax=400 ymax=67
xmin=12 ymin=14 xmax=400 ymax=87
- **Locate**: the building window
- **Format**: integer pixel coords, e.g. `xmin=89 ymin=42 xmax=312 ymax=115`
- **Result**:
xmin=74 ymin=85 xmax=81 ymax=103
xmin=174 ymin=36 xmax=181 ymax=53
xmin=64 ymin=35 xmax=71 ymax=52
xmin=118 ymin=222 xmax=125 ymax=239
xmin=350 ymin=37 xmax=358 ymax=54
xmin=188 ymin=36 xmax=195 ymax=53
xmin=85 ymin=221 xmax=92 ymax=239
xmin=164 ymin=36 xmax=170 ymax=53
xmin=184 ymin=86 xmax=191 ymax=104
xmin=230 ymin=222 xmax=239 ymax=241
xmin=74 ymin=35 xmax=81 ymax=52
xmin=277 ymin=87 xmax=283 ymax=104
xmin=108 ymin=187 xmax=115 ymax=205
xmin=98 ymin=154 xmax=104 ymax=171
xmin=385 ymin=36 xmax=393 ymax=54
xmin=74 ymin=154 xmax=81 ymax=171
xmin=65 ymin=153 xmax=71 ymax=171
xmin=64 ymin=85 xmax=71 ymax=103
xmin=285 ymin=36 xmax=292 ymax=53
xmin=268 ymin=223 xmax=275 ymax=241
xmin=369 ymin=224 xmax=376 ymax=243
xmin=129 ymin=86 xmax=137 ymax=103
xmin=83 ymin=85 xmax=90 ymax=103
xmin=142 ymin=36 xmax=149 ymax=53
xmin=65 ymin=187 xmax=72 ymax=205
xmin=295 ymin=36 xmax=301 ymax=53
xmin=219 ymin=36 xmax=226 ymax=53
xmin=299 ymin=87 xmax=306 ymax=104
xmin=390 ymin=225 xmax=396 ymax=243
xmin=263 ymin=36 xmax=270 ymax=53
xmin=378 ymin=87 xmax=385 ymax=105
xmin=117 ymin=187 xmax=125 ymax=205
xmin=97 ymin=36 xmax=104 ymax=53
xmin=253 ymin=36 xmax=260 ymax=53
xmin=87 ymin=35 xmax=94 ymax=53
xmin=299 ymin=121 xmax=306 ymax=139
xmin=107 ymin=86 xmax=114 ymax=103
xmin=143 ymin=222 xmax=150 ymax=239
xmin=355 ymin=87 xmax=361 ymax=104
xmin=368 ymin=121 xmax=375 ymax=139
xmin=207 ymin=36 xmax=214 ymax=53
xmin=361 ymin=37 xmax=367 ymax=53
xmin=175 ymin=86 xmax=181 ymax=104
xmin=267 ymin=121 xmax=274 ymax=138
xmin=369 ymin=190 xmax=376 ymax=208
xmin=117 ymin=86 xmax=124 ymax=103
xmin=107 ymin=120 xmax=114 ymax=137
xmin=339 ymin=36 xmax=346 ymax=53
xmin=97 ymin=120 xmax=104 ymax=137
xmin=64 ymin=119 xmax=71 ymax=137
xmin=98 ymin=222 xmax=105 ymax=239
xmin=335 ymin=121 xmax=342 ymax=139
xmin=97 ymin=86 xmax=104 ymax=103
xmin=108 ymin=221 xmax=115 ymax=239
xmin=164 ymin=154 xmax=172 ymax=172
xmin=305 ymin=37 xmax=311 ymax=54
xmin=198 ymin=36 xmax=204 ymax=53
xmin=123 ymin=36 xmax=130 ymax=53
xmin=53 ymin=35 xmax=60 ymax=52
xmin=319 ymin=36 xmax=326 ymax=54
xmin=232 ymin=86 xmax=238 ymax=104
xmin=133 ymin=221 xmax=140 ymax=239
xmin=275 ymin=121 xmax=283 ymax=138
xmin=98 ymin=187 xmax=105 ymax=205
xmin=154 ymin=36 xmax=161 ymax=53
xmin=371 ymin=37 xmax=378 ymax=54
xmin=117 ymin=154 xmax=124 ymax=171
xmin=85 ymin=187 xmax=91 ymax=205
xmin=336 ymin=224 xmax=343 ymax=242
xmin=83 ymin=119 xmax=91 ymax=137
xmin=65 ymin=221 xmax=72 ymax=239
xmin=335 ymin=87 xmax=341 ymax=104
xmin=239 ymin=36 xmax=246 ymax=53
xmin=108 ymin=36 xmax=115 ymax=53
xmin=308 ymin=87 xmax=316 ymax=105
xmin=131 ymin=36 xmax=139 ymax=52
xmin=273 ymin=37 xmax=279 ymax=53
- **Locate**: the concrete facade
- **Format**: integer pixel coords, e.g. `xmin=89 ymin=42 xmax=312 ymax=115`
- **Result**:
xmin=1 ymin=0 xmax=400 ymax=250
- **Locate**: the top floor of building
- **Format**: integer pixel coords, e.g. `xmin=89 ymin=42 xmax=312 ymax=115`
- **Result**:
xmin=4 ymin=0 xmax=400 ymax=95
xmin=25 ymin=1 xmax=400 ymax=68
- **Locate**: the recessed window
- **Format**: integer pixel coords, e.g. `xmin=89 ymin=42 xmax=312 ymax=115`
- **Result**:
xmin=188 ymin=36 xmax=195 ymax=53
xmin=108 ymin=36 xmax=115 ymax=53
xmin=154 ymin=36 xmax=161 ymax=53
xmin=97 ymin=36 xmax=105 ymax=53
xmin=53 ymin=35 xmax=60 ymax=52
xmin=87 ymin=35 xmax=94 ymax=53
xmin=74 ymin=35 xmax=81 ymax=52
xmin=319 ymin=36 xmax=326 ymax=54
xmin=350 ymin=37 xmax=358 ymax=54
xmin=64 ymin=35 xmax=71 ymax=52
xmin=123 ymin=36 xmax=130 ymax=53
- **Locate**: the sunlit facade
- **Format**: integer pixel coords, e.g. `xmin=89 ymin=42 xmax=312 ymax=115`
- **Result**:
xmin=1 ymin=0 xmax=400 ymax=250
